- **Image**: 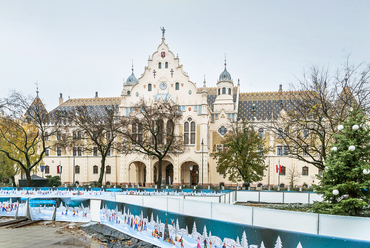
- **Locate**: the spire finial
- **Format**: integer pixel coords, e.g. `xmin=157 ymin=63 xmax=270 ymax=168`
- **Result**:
xmin=160 ymin=27 xmax=166 ymax=38
xmin=35 ymin=81 xmax=39 ymax=98
xmin=203 ymin=74 xmax=206 ymax=88
xmin=131 ymin=59 xmax=134 ymax=73
xmin=224 ymin=53 xmax=227 ymax=68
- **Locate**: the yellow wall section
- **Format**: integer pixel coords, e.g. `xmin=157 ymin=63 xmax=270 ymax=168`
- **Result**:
xmin=196 ymin=125 xmax=200 ymax=150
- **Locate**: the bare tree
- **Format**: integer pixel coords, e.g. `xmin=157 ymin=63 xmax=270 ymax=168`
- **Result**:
xmin=119 ymin=98 xmax=182 ymax=189
xmin=0 ymin=91 xmax=61 ymax=186
xmin=58 ymin=104 xmax=121 ymax=187
xmin=265 ymin=60 xmax=370 ymax=170
xmin=287 ymin=165 xmax=301 ymax=188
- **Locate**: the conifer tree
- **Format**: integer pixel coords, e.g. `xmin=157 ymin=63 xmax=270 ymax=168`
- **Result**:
xmin=274 ymin=236 xmax=283 ymax=248
xmin=241 ymin=231 xmax=248 ymax=248
xmin=260 ymin=241 xmax=266 ymax=248
xmin=313 ymin=105 xmax=370 ymax=216
xmin=296 ymin=242 xmax=303 ymax=248
xmin=163 ymin=218 xmax=170 ymax=240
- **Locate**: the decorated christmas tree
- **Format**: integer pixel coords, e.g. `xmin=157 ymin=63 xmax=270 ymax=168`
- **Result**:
xmin=163 ymin=218 xmax=170 ymax=241
xmin=313 ymin=105 xmax=370 ymax=216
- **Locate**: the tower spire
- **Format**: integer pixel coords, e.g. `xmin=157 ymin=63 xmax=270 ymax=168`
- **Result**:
xmin=35 ymin=81 xmax=39 ymax=98
xmin=131 ymin=59 xmax=134 ymax=73
xmin=224 ymin=53 xmax=227 ymax=68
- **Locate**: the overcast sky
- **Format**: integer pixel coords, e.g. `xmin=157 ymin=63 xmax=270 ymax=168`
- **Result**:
xmin=1 ymin=0 xmax=369 ymax=110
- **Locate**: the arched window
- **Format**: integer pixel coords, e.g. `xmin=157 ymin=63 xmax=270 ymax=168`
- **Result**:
xmin=184 ymin=122 xmax=189 ymax=144
xmin=138 ymin=123 xmax=143 ymax=143
xmin=148 ymin=83 xmax=152 ymax=91
xmin=175 ymin=82 xmax=179 ymax=90
xmin=44 ymin=132 xmax=49 ymax=141
xmin=77 ymin=131 xmax=82 ymax=140
xmin=75 ymin=165 xmax=80 ymax=174
xmin=127 ymin=91 xmax=130 ymax=95
xmin=258 ymin=128 xmax=264 ymax=138
xmin=167 ymin=120 xmax=174 ymax=144
xmin=132 ymin=123 xmax=137 ymax=141
xmin=222 ymin=87 xmax=226 ymax=94
xmin=93 ymin=165 xmax=98 ymax=174
xmin=45 ymin=165 xmax=50 ymax=174
xmin=228 ymin=88 xmax=231 ymax=95
xmin=218 ymin=88 xmax=220 ymax=95
xmin=165 ymin=62 xmax=168 ymax=68
xmin=77 ymin=147 xmax=82 ymax=156
xmin=73 ymin=131 xmax=77 ymax=140
xmin=302 ymin=166 xmax=309 ymax=176
xmin=190 ymin=121 xmax=196 ymax=144
xmin=106 ymin=165 xmax=111 ymax=174
xmin=73 ymin=147 xmax=77 ymax=156
xmin=158 ymin=62 xmax=162 ymax=69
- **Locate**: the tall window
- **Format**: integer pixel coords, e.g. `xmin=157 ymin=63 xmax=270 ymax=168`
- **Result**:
xmin=73 ymin=147 xmax=77 ymax=156
xmin=280 ymin=166 xmax=286 ymax=176
xmin=132 ymin=123 xmax=137 ymax=142
xmin=106 ymin=165 xmax=111 ymax=174
xmin=284 ymin=128 xmax=289 ymax=138
xmin=45 ymin=148 xmax=49 ymax=156
xmin=93 ymin=147 xmax=98 ymax=156
xmin=304 ymin=128 xmax=309 ymax=138
xmin=57 ymin=147 xmax=62 ymax=156
xmin=138 ymin=123 xmax=143 ymax=143
xmin=175 ymin=82 xmax=179 ymax=90
xmin=75 ymin=165 xmax=80 ymax=174
xmin=44 ymin=132 xmax=49 ymax=141
xmin=222 ymin=87 xmax=226 ymax=94
xmin=106 ymin=131 xmax=111 ymax=140
xmin=73 ymin=131 xmax=77 ymax=140
xmin=184 ymin=119 xmax=196 ymax=145
xmin=78 ymin=147 xmax=82 ymax=156
xmin=45 ymin=165 xmax=50 ymax=174
xmin=93 ymin=165 xmax=98 ymax=174
xmin=228 ymin=88 xmax=231 ymax=95
xmin=77 ymin=131 xmax=82 ymax=140
xmin=158 ymin=62 xmax=162 ymax=69
xmin=258 ymin=128 xmax=264 ymax=138
xmin=277 ymin=128 xmax=283 ymax=138
xmin=302 ymin=166 xmax=309 ymax=176
xmin=148 ymin=84 xmax=152 ymax=91
xmin=283 ymin=146 xmax=289 ymax=155
xmin=57 ymin=131 xmax=61 ymax=141
xmin=165 ymin=62 xmax=168 ymax=68
xmin=218 ymin=88 xmax=220 ymax=95
xmin=277 ymin=146 xmax=283 ymax=156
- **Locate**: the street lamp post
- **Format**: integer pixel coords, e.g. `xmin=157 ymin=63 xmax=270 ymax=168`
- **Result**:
xmin=201 ymin=139 xmax=204 ymax=189
xmin=189 ymin=165 xmax=193 ymax=188
xmin=73 ymin=148 xmax=76 ymax=186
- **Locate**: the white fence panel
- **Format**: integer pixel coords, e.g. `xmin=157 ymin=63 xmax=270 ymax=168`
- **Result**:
xmin=167 ymin=198 xmax=181 ymax=213
xmin=90 ymin=199 xmax=101 ymax=222
xmin=212 ymin=203 xmax=253 ymax=225
xmin=115 ymin=194 xmax=143 ymax=206
xmin=253 ymin=208 xmax=318 ymax=234
xmin=319 ymin=214 xmax=370 ymax=241
xmin=185 ymin=196 xmax=219 ymax=202
xmin=236 ymin=191 xmax=259 ymax=202
xmin=183 ymin=200 xmax=212 ymax=219
xmin=309 ymin=193 xmax=323 ymax=204
xmin=143 ymin=197 xmax=167 ymax=211
xmin=283 ymin=192 xmax=309 ymax=204
xmin=259 ymin=192 xmax=283 ymax=203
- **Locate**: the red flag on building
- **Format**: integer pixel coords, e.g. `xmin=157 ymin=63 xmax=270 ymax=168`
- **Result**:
xmin=57 ymin=165 xmax=62 ymax=174
xmin=276 ymin=164 xmax=281 ymax=173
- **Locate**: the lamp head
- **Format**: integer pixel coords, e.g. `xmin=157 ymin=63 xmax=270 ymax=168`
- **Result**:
xmin=190 ymin=165 xmax=193 ymax=171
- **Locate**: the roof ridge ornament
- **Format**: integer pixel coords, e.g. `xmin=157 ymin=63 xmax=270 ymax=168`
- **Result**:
xmin=161 ymin=27 xmax=166 ymax=38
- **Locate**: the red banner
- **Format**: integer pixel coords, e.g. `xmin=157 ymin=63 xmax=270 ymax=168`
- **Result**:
xmin=276 ymin=164 xmax=281 ymax=173
xmin=57 ymin=165 xmax=62 ymax=174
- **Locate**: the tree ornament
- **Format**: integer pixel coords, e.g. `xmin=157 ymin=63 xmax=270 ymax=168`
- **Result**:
xmin=348 ymin=145 xmax=355 ymax=151
xmin=325 ymin=167 xmax=329 ymax=172
xmin=352 ymin=125 xmax=359 ymax=130
xmin=363 ymin=169 xmax=370 ymax=175
xmin=332 ymin=189 xmax=339 ymax=195
xmin=338 ymin=125 xmax=344 ymax=131
xmin=331 ymin=147 xmax=337 ymax=152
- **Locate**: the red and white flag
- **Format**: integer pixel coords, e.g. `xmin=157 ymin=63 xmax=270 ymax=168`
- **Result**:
xmin=57 ymin=165 xmax=62 ymax=174
xmin=276 ymin=164 xmax=281 ymax=173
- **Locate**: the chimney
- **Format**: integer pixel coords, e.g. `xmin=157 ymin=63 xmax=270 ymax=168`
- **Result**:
xmin=59 ymin=93 xmax=63 ymax=105
xmin=95 ymin=91 xmax=98 ymax=98
xmin=279 ymin=84 xmax=283 ymax=92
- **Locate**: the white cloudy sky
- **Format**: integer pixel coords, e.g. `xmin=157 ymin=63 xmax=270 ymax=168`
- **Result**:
xmin=0 ymin=0 xmax=369 ymax=110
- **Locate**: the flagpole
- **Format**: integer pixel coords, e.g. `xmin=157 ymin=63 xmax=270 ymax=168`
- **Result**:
xmin=278 ymin=159 xmax=280 ymax=191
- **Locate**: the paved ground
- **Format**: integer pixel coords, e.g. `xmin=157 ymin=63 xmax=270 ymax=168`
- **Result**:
xmin=0 ymin=217 xmax=106 ymax=248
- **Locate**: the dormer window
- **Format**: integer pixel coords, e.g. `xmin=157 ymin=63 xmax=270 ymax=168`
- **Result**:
xmin=175 ymin=82 xmax=179 ymax=90
xmin=158 ymin=62 xmax=162 ymax=69
xmin=228 ymin=88 xmax=231 ymax=95
xmin=252 ymin=104 xmax=256 ymax=112
xmin=222 ymin=87 xmax=226 ymax=94
xmin=165 ymin=62 xmax=168 ymax=68
xmin=148 ymin=84 xmax=152 ymax=91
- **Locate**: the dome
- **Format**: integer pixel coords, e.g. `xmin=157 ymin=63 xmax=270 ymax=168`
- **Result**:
xmin=125 ymin=64 xmax=138 ymax=85
xmin=218 ymin=61 xmax=232 ymax=81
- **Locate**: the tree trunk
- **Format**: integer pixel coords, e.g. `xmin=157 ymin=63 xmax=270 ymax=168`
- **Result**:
xmin=156 ymin=159 xmax=162 ymax=189
xmin=98 ymin=156 xmax=106 ymax=187
xmin=11 ymin=175 xmax=16 ymax=187
xmin=25 ymin=170 xmax=32 ymax=187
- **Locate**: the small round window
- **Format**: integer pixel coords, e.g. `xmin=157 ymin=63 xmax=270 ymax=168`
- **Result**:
xmin=218 ymin=126 xmax=227 ymax=136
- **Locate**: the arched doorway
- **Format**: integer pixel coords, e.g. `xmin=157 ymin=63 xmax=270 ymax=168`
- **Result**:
xmin=166 ymin=164 xmax=173 ymax=185
xmin=180 ymin=162 xmax=199 ymax=186
xmin=191 ymin=165 xmax=199 ymax=186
